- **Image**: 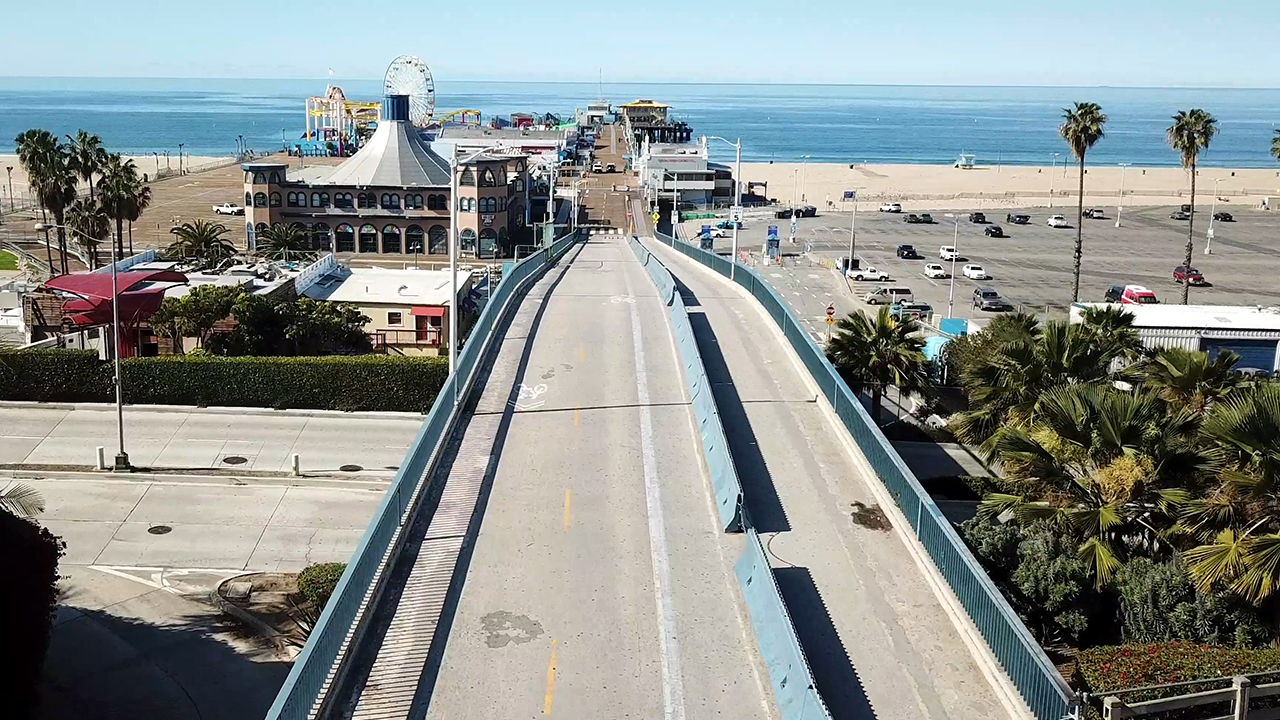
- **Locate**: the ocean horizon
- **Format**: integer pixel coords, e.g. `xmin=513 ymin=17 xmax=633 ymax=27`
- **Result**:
xmin=2 ymin=77 xmax=1278 ymax=168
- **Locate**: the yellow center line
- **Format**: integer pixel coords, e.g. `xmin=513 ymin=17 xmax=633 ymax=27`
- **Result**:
xmin=573 ymin=406 xmax=580 ymax=427
xmin=563 ymin=489 xmax=572 ymax=531
xmin=543 ymin=638 xmax=558 ymax=714
xmin=578 ymin=344 xmax=585 ymax=363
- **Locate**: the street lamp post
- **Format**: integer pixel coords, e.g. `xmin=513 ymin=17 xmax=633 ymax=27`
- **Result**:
xmin=848 ymin=190 xmax=858 ymax=272
xmin=177 ymin=143 xmax=184 ymax=175
xmin=705 ymin=136 xmax=743 ymax=278
xmin=944 ymin=213 xmax=960 ymax=318
xmin=5 ymin=166 xmax=12 ymax=213
xmin=800 ymin=154 xmax=812 ymax=203
xmin=1049 ymin=153 xmax=1060 ymax=208
xmin=1206 ymin=177 xmax=1226 ymax=255
xmin=1116 ymin=163 xmax=1130 ymax=228
xmin=36 ymin=222 xmax=130 ymax=471
xmin=448 ymin=150 xmax=459 ymax=401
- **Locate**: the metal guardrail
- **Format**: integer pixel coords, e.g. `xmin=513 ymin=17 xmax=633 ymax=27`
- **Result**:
xmin=652 ymin=230 xmax=1076 ymax=720
xmin=1103 ymin=675 xmax=1275 ymax=719
xmin=263 ymin=231 xmax=581 ymax=720
xmin=627 ymin=236 xmax=742 ymax=531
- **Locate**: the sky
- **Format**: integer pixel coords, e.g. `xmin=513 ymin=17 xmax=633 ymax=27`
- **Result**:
xmin=1 ymin=0 xmax=1278 ymax=87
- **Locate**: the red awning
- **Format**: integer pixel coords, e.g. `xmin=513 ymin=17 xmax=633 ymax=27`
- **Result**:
xmin=411 ymin=306 xmax=446 ymax=317
xmin=43 ymin=270 xmax=187 ymax=299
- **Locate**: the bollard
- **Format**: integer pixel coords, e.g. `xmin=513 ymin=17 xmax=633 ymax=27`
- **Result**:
xmin=96 ymin=446 xmax=106 ymax=470
xmin=291 ymin=453 xmax=301 ymax=477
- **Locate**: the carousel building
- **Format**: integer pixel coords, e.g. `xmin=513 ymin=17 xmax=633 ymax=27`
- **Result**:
xmin=242 ymin=95 xmax=531 ymax=259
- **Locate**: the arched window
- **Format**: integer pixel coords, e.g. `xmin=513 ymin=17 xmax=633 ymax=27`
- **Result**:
xmin=428 ymin=225 xmax=447 ymax=255
xmin=427 ymin=194 xmax=446 ymax=210
xmin=244 ymin=192 xmax=252 ymax=206
xmin=405 ymin=225 xmax=425 ymax=253
xmin=406 ymin=194 xmax=423 ymax=210
xmin=335 ymin=192 xmax=353 ymax=208
xmin=479 ymin=197 xmax=497 ymax=213
xmin=356 ymin=192 xmax=370 ymax=209
xmin=246 ymin=222 xmax=254 ymax=245
xmin=245 ymin=171 xmax=254 ymax=184
xmin=381 ymin=193 xmax=400 ymax=210
xmin=480 ymin=168 xmax=496 ymax=187
xmin=358 ymin=224 xmax=378 ymax=253
xmin=253 ymin=192 xmax=267 ymax=208
xmin=497 ymin=166 xmax=507 ymax=185
xmin=312 ymin=223 xmax=332 ymax=251
xmin=317 ymin=192 xmax=330 ymax=208
xmin=459 ymin=228 xmax=477 ymax=253
xmin=515 ymin=160 xmax=526 ymax=174
xmin=460 ymin=167 xmax=475 ymax=186
xmin=269 ymin=171 xmax=281 ymax=184
xmin=255 ymin=222 xmax=269 ymax=233
xmin=335 ymin=224 xmax=355 ymax=253
xmin=514 ymin=178 xmax=524 ymax=192
xmin=253 ymin=172 xmax=267 ymax=184
xmin=381 ymin=224 xmax=402 ymax=254
xmin=479 ymin=228 xmax=498 ymax=258
xmin=511 ymin=203 xmax=524 ymax=226
xmin=269 ymin=192 xmax=282 ymax=207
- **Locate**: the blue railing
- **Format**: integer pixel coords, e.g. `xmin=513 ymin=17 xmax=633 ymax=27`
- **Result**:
xmin=264 ymin=231 xmax=581 ymax=720
xmin=651 ymin=232 xmax=1076 ymax=720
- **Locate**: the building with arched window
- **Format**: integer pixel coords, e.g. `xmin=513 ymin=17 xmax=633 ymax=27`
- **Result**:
xmin=242 ymin=94 xmax=530 ymax=259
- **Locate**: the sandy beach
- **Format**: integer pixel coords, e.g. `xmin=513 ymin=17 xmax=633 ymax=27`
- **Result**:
xmin=743 ymin=162 xmax=1280 ymax=212
xmin=0 ymin=154 xmax=233 ymax=206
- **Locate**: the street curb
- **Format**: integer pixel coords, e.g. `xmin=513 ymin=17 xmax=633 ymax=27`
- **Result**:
xmin=0 ymin=467 xmax=393 ymax=485
xmin=0 ymin=400 xmax=426 ymax=421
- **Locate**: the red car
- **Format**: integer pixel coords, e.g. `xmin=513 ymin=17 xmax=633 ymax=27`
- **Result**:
xmin=1173 ymin=265 xmax=1207 ymax=286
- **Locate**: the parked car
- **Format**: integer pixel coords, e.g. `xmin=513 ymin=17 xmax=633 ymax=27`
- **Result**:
xmin=1084 ymin=208 xmax=1106 ymax=219
xmin=1173 ymin=265 xmax=1207 ymax=286
xmin=972 ymin=287 xmax=1006 ymax=311
xmin=890 ymin=301 xmax=933 ymax=321
xmin=896 ymin=244 xmax=920 ymax=259
xmin=798 ymin=205 xmax=818 ymax=217
xmin=1104 ymin=284 xmax=1125 ymax=303
xmin=848 ymin=265 xmax=890 ymax=281
xmin=984 ymin=225 xmax=1005 ymax=238
xmin=963 ymin=264 xmax=989 ymax=280
xmin=1170 ymin=210 xmax=1191 ymax=220
xmin=903 ymin=213 xmax=922 ymax=223
xmin=605 ymin=162 xmax=616 ymax=173
xmin=1180 ymin=204 xmax=1193 ymax=213
xmin=923 ymin=263 xmax=948 ymax=279
xmin=1213 ymin=211 xmax=1234 ymax=222
xmin=714 ymin=220 xmax=742 ymax=229
xmin=1121 ymin=285 xmax=1159 ymax=305
xmin=918 ymin=213 xmax=935 ymax=224
xmin=592 ymin=162 xmax=604 ymax=173
xmin=864 ymin=286 xmax=914 ymax=305
xmin=939 ymin=245 xmax=960 ymax=261
xmin=709 ymin=228 xmax=730 ymax=238
xmin=1006 ymin=213 xmax=1030 ymax=225
xmin=212 ymin=203 xmax=244 ymax=215
xmin=775 ymin=207 xmax=795 ymax=219
xmin=968 ymin=212 xmax=987 ymax=223
xmin=1047 ymin=215 xmax=1070 ymax=228
xmin=879 ymin=202 xmax=903 ymax=213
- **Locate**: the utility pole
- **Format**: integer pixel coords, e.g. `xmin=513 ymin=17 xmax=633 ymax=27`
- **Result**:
xmin=178 ymin=143 xmax=184 ymax=175
xmin=1116 ymin=163 xmax=1130 ymax=228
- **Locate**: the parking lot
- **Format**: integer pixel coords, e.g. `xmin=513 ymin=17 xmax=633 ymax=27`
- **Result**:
xmin=685 ymin=202 xmax=1280 ymax=322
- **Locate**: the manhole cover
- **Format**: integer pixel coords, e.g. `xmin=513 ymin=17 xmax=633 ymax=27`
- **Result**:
xmin=147 ymin=525 xmax=172 ymax=535
xmin=222 ymin=456 xmax=248 ymax=465
xmin=339 ymin=464 xmax=364 ymax=472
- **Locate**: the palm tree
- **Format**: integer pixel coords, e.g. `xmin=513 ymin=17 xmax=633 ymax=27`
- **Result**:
xmin=66 ymin=130 xmax=107 ymax=201
xmin=256 ymin=223 xmax=314 ymax=261
xmin=15 ymin=129 xmax=76 ymax=274
xmin=0 ymin=481 xmax=44 ymax=518
xmin=124 ymin=183 xmax=152 ymax=256
xmin=166 ymin=219 xmax=236 ymax=265
xmin=1059 ymin=102 xmax=1107 ymax=302
xmin=64 ymin=198 xmax=109 ymax=269
xmin=1167 ymin=109 xmax=1218 ymax=304
xmin=99 ymin=155 xmax=145 ymax=259
xmin=825 ymin=306 xmax=931 ymax=423
xmin=1125 ymin=346 xmax=1244 ymax=414
xmin=1271 ymin=129 xmax=1280 ymax=165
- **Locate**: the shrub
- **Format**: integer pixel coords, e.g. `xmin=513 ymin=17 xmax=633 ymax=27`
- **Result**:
xmin=1078 ymin=642 xmax=1280 ymax=694
xmin=0 ymin=349 xmax=109 ymax=401
xmin=1116 ymin=558 xmax=1268 ymax=648
xmin=297 ymin=562 xmax=347 ymax=609
xmin=0 ymin=509 xmax=66 ymax=718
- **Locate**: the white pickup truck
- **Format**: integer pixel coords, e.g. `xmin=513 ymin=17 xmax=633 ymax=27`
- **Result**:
xmin=212 ymin=203 xmax=244 ymax=215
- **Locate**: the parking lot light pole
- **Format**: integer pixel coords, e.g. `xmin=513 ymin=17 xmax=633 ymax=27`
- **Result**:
xmin=1049 ymin=153 xmax=1060 ymax=208
xmin=944 ymin=213 xmax=960 ymax=318
xmin=1116 ymin=163 xmax=1130 ymax=228
xmin=848 ymin=191 xmax=858 ymax=272
xmin=705 ymin=135 xmax=743 ymax=278
xmin=1206 ymin=177 xmax=1226 ymax=255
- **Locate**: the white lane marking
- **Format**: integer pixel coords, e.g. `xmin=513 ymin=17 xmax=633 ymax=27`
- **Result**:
xmin=628 ymin=296 xmax=687 ymax=720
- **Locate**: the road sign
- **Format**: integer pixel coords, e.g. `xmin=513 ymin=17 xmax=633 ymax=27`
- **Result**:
xmin=843 ymin=190 xmax=857 ymax=201
xmin=729 ymin=206 xmax=743 ymax=223
xmin=826 ymin=304 xmax=835 ymax=317
xmin=652 ymin=212 xmax=660 ymax=223
xmin=826 ymin=316 xmax=835 ymax=325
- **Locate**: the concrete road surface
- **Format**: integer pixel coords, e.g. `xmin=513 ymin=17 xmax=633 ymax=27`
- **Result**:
xmin=645 ymin=236 xmax=1006 ymax=720
xmin=420 ymin=233 xmax=772 ymax=719
xmin=0 ymin=404 xmax=423 ymax=475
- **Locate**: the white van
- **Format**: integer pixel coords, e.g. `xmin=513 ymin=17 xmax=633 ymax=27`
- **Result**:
xmin=863 ymin=286 xmax=914 ymax=305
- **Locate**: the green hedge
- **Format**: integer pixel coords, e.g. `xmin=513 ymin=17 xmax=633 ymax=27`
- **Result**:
xmin=0 ymin=508 xmax=66 ymax=718
xmin=0 ymin=351 xmax=449 ymax=412
xmin=297 ymin=562 xmax=346 ymax=609
xmin=1078 ymin=641 xmax=1280 ymax=694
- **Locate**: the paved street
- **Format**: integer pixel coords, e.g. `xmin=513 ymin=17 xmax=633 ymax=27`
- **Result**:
xmin=0 ymin=404 xmax=423 ymax=475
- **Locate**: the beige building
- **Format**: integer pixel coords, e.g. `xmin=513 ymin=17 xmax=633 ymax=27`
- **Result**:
xmin=242 ymin=95 xmax=531 ymax=260
xmin=300 ymin=265 xmax=473 ymax=356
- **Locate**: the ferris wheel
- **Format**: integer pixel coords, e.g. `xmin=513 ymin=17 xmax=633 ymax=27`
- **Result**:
xmin=383 ymin=55 xmax=435 ymax=126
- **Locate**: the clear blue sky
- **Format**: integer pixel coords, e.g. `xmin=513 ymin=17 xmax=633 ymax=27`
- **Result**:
xmin=2 ymin=0 xmax=1278 ymax=86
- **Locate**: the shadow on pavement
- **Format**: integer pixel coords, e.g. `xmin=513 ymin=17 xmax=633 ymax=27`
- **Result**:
xmin=773 ymin=566 xmax=878 ymax=720
xmin=39 ymin=604 xmax=289 ymax=720
xmin=678 ymin=276 xmax=791 ymax=533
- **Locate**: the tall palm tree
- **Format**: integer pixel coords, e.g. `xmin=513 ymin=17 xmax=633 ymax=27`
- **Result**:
xmin=1271 ymin=129 xmax=1280 ymax=166
xmin=825 ymin=306 xmax=931 ymax=423
xmin=167 ymin=219 xmax=236 ymax=265
xmin=15 ymin=129 xmax=74 ymax=274
xmin=1059 ymin=102 xmax=1107 ymax=302
xmin=256 ymin=223 xmax=314 ymax=261
xmin=1125 ymin=346 xmax=1244 ymax=414
xmin=64 ymin=198 xmax=109 ymax=269
xmin=1167 ymin=109 xmax=1218 ymax=304
xmin=99 ymin=155 xmax=145 ymax=259
xmin=66 ymin=130 xmax=107 ymax=201
xmin=124 ymin=183 xmax=152 ymax=256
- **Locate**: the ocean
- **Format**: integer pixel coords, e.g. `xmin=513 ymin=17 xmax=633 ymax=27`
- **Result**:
xmin=1 ymin=77 xmax=1278 ymax=168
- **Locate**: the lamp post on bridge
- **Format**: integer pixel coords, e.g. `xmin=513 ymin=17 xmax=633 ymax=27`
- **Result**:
xmin=704 ymin=135 xmax=742 ymax=279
